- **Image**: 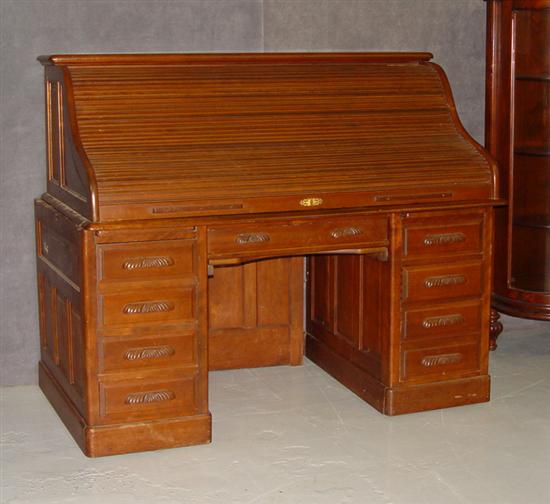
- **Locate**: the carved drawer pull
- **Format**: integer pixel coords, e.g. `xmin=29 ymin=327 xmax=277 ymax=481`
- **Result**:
xmin=421 ymin=353 xmax=463 ymax=367
xmin=235 ymin=232 xmax=270 ymax=244
xmin=122 ymin=256 xmax=174 ymax=270
xmin=423 ymin=232 xmax=466 ymax=246
xmin=123 ymin=346 xmax=175 ymax=361
xmin=424 ymin=274 xmax=466 ymax=288
xmin=330 ymin=227 xmax=363 ymax=239
xmin=122 ymin=301 xmax=175 ymax=314
xmin=422 ymin=314 xmax=465 ymax=329
xmin=125 ymin=390 xmax=175 ymax=405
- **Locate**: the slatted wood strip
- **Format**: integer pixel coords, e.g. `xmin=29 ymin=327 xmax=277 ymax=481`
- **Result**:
xmin=64 ymin=59 xmax=492 ymax=205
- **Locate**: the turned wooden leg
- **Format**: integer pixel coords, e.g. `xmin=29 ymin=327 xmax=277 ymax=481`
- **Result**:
xmin=489 ymin=308 xmax=503 ymax=351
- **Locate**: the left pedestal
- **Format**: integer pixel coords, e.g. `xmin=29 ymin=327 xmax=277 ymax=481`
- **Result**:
xmin=35 ymin=199 xmax=211 ymax=457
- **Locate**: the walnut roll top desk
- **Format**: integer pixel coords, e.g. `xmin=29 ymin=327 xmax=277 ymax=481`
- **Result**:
xmin=35 ymin=53 xmax=500 ymax=457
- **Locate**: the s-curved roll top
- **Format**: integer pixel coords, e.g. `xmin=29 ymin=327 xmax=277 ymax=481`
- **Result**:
xmin=38 ymin=53 xmax=498 ymax=222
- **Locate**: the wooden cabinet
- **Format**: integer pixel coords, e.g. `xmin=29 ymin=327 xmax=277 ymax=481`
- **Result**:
xmin=486 ymin=0 xmax=550 ymax=346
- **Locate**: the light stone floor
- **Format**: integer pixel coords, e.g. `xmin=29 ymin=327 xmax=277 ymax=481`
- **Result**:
xmin=1 ymin=315 xmax=549 ymax=504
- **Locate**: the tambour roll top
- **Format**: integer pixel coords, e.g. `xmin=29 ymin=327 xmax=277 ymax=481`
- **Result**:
xmin=38 ymin=53 xmax=498 ymax=222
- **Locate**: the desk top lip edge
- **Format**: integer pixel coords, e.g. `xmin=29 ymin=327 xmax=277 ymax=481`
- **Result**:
xmin=37 ymin=193 xmax=505 ymax=232
xmin=37 ymin=52 xmax=435 ymax=67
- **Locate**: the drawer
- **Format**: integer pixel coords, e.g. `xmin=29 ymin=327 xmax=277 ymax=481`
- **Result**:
xmin=98 ymin=240 xmax=196 ymax=282
xmin=99 ymin=371 xmax=198 ymax=422
xmin=403 ymin=215 xmax=483 ymax=259
xmin=401 ymin=343 xmax=480 ymax=382
xmin=100 ymin=330 xmax=196 ymax=372
xmin=403 ymin=301 xmax=482 ymax=342
xmin=101 ymin=286 xmax=195 ymax=327
xmin=208 ymin=215 xmax=388 ymax=259
xmin=402 ymin=262 xmax=482 ymax=303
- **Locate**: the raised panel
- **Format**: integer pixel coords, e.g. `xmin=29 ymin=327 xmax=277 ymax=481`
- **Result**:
xmin=39 ymin=221 xmax=80 ymax=287
xmin=334 ymin=255 xmax=362 ymax=347
xmin=362 ymin=257 xmax=387 ymax=356
xmin=71 ymin=310 xmax=85 ymax=396
xmin=44 ymin=281 xmax=58 ymax=364
xmin=208 ymin=266 xmax=244 ymax=329
xmin=257 ymin=258 xmax=291 ymax=327
xmin=310 ymin=256 xmax=334 ymax=330
xmin=56 ymin=293 xmax=70 ymax=378
xmin=46 ymin=80 xmax=64 ymax=183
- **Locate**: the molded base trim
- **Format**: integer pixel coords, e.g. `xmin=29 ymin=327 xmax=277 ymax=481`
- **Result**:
xmin=39 ymin=362 xmax=211 ymax=457
xmin=306 ymin=333 xmax=490 ymax=415
xmin=492 ymin=293 xmax=550 ymax=321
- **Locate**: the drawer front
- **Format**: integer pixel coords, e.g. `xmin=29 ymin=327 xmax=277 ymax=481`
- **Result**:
xmin=101 ymin=286 xmax=195 ymax=327
xmin=99 ymin=372 xmax=197 ymax=422
xmin=403 ymin=301 xmax=482 ymax=342
xmin=101 ymin=330 xmax=196 ymax=372
xmin=98 ymin=240 xmax=196 ymax=282
xmin=401 ymin=343 xmax=480 ymax=382
xmin=402 ymin=262 xmax=482 ymax=303
xmin=403 ymin=216 xmax=482 ymax=259
xmin=208 ymin=215 xmax=388 ymax=258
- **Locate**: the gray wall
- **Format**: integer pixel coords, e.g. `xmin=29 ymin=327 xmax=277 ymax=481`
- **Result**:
xmin=0 ymin=0 xmax=486 ymax=386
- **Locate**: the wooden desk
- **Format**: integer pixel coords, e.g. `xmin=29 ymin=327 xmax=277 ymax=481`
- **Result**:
xmin=34 ymin=53 xmax=500 ymax=457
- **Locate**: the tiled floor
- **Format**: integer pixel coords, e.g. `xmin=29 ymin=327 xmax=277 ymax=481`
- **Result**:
xmin=1 ymin=315 xmax=549 ymax=504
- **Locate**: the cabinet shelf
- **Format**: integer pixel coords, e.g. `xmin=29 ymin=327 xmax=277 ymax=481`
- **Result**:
xmin=510 ymin=275 xmax=550 ymax=293
xmin=513 ymin=215 xmax=550 ymax=229
xmin=516 ymin=74 xmax=550 ymax=82
xmin=514 ymin=148 xmax=550 ymax=157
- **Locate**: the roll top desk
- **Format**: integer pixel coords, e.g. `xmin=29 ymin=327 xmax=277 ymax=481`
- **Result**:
xmin=35 ymin=53 xmax=500 ymax=456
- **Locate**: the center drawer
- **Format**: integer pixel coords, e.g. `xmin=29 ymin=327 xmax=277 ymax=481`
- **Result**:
xmin=207 ymin=215 xmax=388 ymax=259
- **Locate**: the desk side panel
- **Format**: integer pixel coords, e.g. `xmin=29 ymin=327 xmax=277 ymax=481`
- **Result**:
xmin=35 ymin=199 xmax=88 ymax=426
xmin=42 ymin=66 xmax=97 ymax=221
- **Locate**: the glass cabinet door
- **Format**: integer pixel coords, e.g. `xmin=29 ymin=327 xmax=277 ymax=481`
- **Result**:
xmin=510 ymin=8 xmax=550 ymax=292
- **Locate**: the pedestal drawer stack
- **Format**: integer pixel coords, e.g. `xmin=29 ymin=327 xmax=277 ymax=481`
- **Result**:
xmin=400 ymin=210 xmax=489 ymax=385
xmin=95 ymin=234 xmax=201 ymax=424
